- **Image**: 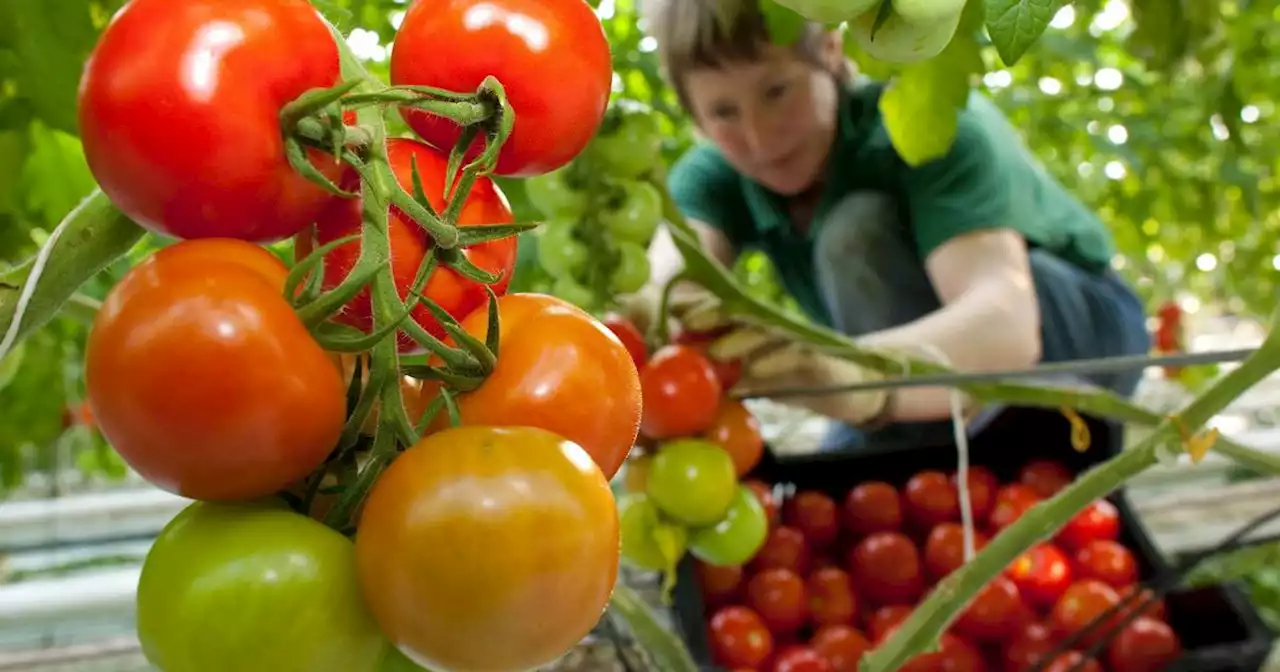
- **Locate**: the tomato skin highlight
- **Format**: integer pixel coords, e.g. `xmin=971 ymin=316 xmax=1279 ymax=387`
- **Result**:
xmin=420 ymin=292 xmax=641 ymax=479
xmin=390 ymin=0 xmax=613 ymax=177
xmin=356 ymin=425 xmax=619 ymax=672
xmin=314 ymin=138 xmax=517 ymax=352
xmin=78 ymin=0 xmax=342 ymax=242
xmin=137 ymin=501 xmax=386 ymax=672
xmin=85 ymin=239 xmax=346 ymax=501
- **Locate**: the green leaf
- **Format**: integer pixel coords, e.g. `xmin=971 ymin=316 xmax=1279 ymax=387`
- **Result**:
xmin=21 ymin=123 xmax=97 ymax=226
xmin=879 ymin=31 xmax=984 ymax=166
xmin=0 ymin=0 xmax=99 ymax=135
xmin=984 ymin=0 xmax=1063 ymax=66
xmin=760 ymin=0 xmax=807 ymax=45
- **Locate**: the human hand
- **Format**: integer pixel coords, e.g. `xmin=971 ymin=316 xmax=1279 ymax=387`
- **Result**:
xmin=615 ymin=280 xmax=742 ymax=339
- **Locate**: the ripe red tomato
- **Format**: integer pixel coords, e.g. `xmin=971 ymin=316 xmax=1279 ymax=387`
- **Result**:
xmin=848 ymin=531 xmax=923 ymax=605
xmin=751 ymin=525 xmax=812 ymax=575
xmin=601 ymin=313 xmax=648 ymax=369
xmin=923 ymin=523 xmax=990 ymax=581
xmin=1049 ymin=579 xmax=1122 ymax=649
xmin=807 ymin=567 xmax=859 ymax=627
xmin=866 ymin=605 xmax=912 ymax=641
xmin=1057 ymin=499 xmax=1121 ymax=551
xmin=904 ymin=470 xmax=960 ymax=529
xmin=810 ymin=625 xmax=870 ymax=672
xmin=1003 ymin=621 xmax=1059 ymax=672
xmin=390 ymin=0 xmax=611 ymax=177
xmin=990 ymin=484 xmax=1043 ymax=531
xmin=356 ymin=426 xmax=616 ymax=671
xmin=785 ymin=491 xmax=841 ymax=551
xmin=745 ymin=479 xmax=782 ymax=527
xmin=85 ymin=240 xmax=345 ymax=501
xmin=772 ymin=646 xmax=833 ymax=672
xmin=313 ymin=138 xmax=517 ymax=351
xmin=952 ymin=466 xmax=998 ymax=525
xmin=1106 ymin=617 xmax=1182 ymax=672
xmin=843 ymin=481 xmax=903 ymax=536
xmin=639 ymin=344 xmax=723 ymax=439
xmin=1005 ymin=543 xmax=1073 ymax=610
xmin=419 ymin=293 xmax=641 ymax=479
xmin=1073 ymin=539 xmax=1138 ymax=588
xmin=1019 ymin=459 xmax=1074 ymax=498
xmin=696 ymin=561 xmax=744 ymax=606
xmin=894 ymin=631 xmax=986 ymax=672
xmin=1041 ymin=651 xmax=1101 ymax=672
xmin=675 ymin=328 xmax=745 ymax=390
xmin=953 ymin=575 xmax=1024 ymax=643
xmin=703 ymin=400 xmax=765 ymax=477
xmin=1117 ymin=585 xmax=1167 ymax=624
xmin=746 ymin=568 xmax=808 ymax=634
xmin=709 ymin=606 xmax=774 ymax=669
xmin=79 ymin=0 xmax=341 ymax=242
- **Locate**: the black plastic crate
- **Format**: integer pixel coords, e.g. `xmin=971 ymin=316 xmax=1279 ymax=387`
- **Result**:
xmin=671 ymin=399 xmax=1274 ymax=671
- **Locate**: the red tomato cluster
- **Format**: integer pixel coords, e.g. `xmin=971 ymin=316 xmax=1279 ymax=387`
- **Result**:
xmin=694 ymin=459 xmax=1184 ymax=672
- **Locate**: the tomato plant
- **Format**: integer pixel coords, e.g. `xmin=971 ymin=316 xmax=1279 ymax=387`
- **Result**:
xmin=137 ymin=501 xmax=386 ymax=672
xmin=709 ymin=605 xmax=774 ymax=669
xmin=1106 ymin=617 xmax=1182 ymax=672
xmin=600 ymin=180 xmax=664 ymax=244
xmin=312 ymin=138 xmax=517 ymax=351
xmin=1057 ymin=499 xmax=1121 ymax=550
xmin=689 ymin=484 xmax=770 ymax=566
xmin=85 ymin=239 xmax=346 ymax=501
xmin=356 ymin=425 xmax=618 ymax=672
xmin=639 ymin=344 xmax=723 ymax=439
xmin=784 ymin=490 xmax=841 ymax=551
xmin=843 ymin=481 xmax=903 ymax=536
xmin=1072 ymin=539 xmax=1138 ymax=588
xmin=618 ymin=493 xmax=688 ymax=573
xmin=646 ymin=438 xmax=738 ymax=525
xmin=78 ymin=0 xmax=342 ymax=242
xmin=590 ymin=108 xmax=663 ymax=179
xmin=746 ymin=567 xmax=808 ymax=634
xmin=390 ymin=0 xmax=612 ymax=177
xmin=421 ymin=292 xmax=641 ymax=479
xmin=848 ymin=531 xmax=923 ymax=606
xmin=807 ymin=567 xmax=859 ymax=627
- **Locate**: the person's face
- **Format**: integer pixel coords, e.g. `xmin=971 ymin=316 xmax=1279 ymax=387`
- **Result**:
xmin=683 ymin=41 xmax=842 ymax=196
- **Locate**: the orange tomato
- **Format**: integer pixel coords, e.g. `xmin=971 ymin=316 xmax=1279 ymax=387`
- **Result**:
xmin=355 ymin=425 xmax=618 ymax=671
xmin=419 ymin=293 xmax=642 ymax=479
xmin=85 ymin=239 xmax=345 ymax=501
xmin=702 ymin=400 xmax=764 ymax=476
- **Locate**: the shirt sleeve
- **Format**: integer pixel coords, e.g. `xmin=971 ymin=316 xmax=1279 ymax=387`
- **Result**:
xmin=899 ymin=106 xmax=1012 ymax=260
xmin=667 ymin=143 xmax=753 ymax=248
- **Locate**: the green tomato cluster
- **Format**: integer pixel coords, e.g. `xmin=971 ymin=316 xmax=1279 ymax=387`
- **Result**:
xmin=521 ymin=102 xmax=665 ymax=313
xmin=772 ymin=0 xmax=968 ymax=63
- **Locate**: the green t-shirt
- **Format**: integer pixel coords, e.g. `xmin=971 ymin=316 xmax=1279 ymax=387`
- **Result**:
xmin=668 ymin=80 xmax=1117 ymax=326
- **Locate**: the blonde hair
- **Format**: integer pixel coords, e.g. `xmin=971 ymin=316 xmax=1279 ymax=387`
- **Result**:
xmin=641 ymin=0 xmax=851 ymax=112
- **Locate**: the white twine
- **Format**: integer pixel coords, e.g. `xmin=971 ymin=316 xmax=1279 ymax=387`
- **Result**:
xmin=916 ymin=343 xmax=976 ymax=561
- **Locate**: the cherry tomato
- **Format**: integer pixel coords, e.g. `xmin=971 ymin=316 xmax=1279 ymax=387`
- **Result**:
xmin=601 ymin=180 xmax=664 ymax=244
xmin=1019 ymin=459 xmax=1074 ymax=498
xmin=752 ymin=525 xmax=812 ymax=575
xmin=784 ymin=491 xmax=841 ymax=551
xmin=1073 ymin=539 xmax=1138 ymax=588
xmin=1005 ymin=543 xmax=1073 ymax=610
xmin=1003 ymin=621 xmax=1059 ymax=672
xmin=697 ymin=561 xmax=744 ymax=606
xmin=848 ymin=532 xmax=923 ymax=605
xmin=1117 ymin=585 xmax=1168 ymax=623
xmin=601 ymin=313 xmax=648 ymax=369
xmin=137 ymin=501 xmax=385 ymax=672
xmin=78 ymin=0 xmax=341 ymax=242
xmin=745 ymin=479 xmax=782 ymax=527
xmin=356 ymin=426 xmax=617 ymax=671
xmin=952 ymin=466 xmax=998 ymax=525
xmin=953 ymin=576 xmax=1024 ymax=643
xmin=894 ymin=631 xmax=986 ymax=672
xmin=843 ymin=481 xmax=903 ymax=536
xmin=924 ymin=523 xmax=990 ymax=581
xmin=703 ymin=400 xmax=765 ymax=477
xmin=639 ymin=344 xmax=723 ymax=439
xmin=675 ymin=328 xmax=745 ymax=390
xmin=904 ymin=470 xmax=960 ymax=529
xmin=85 ymin=239 xmax=346 ymax=501
xmin=771 ymin=646 xmax=833 ymax=672
xmin=807 ymin=567 xmax=859 ymax=627
xmin=866 ymin=605 xmax=912 ymax=641
xmin=420 ymin=293 xmax=641 ymax=479
xmin=390 ymin=0 xmax=611 ymax=177
xmin=1057 ymin=499 xmax=1121 ymax=551
xmin=688 ymin=484 xmax=771 ymax=566
xmin=313 ymin=138 xmax=517 ymax=351
xmin=1106 ymin=616 xmax=1182 ymax=672
xmin=746 ymin=568 xmax=808 ymax=634
xmin=1049 ymin=579 xmax=1122 ymax=649
xmin=590 ymin=106 xmax=663 ymax=181
xmin=990 ymin=484 xmax=1043 ymax=532
xmin=810 ymin=625 xmax=870 ymax=672
xmin=647 ymin=438 xmax=738 ymax=525
xmin=709 ymin=606 xmax=774 ymax=669
xmin=1041 ymin=651 xmax=1101 ymax=672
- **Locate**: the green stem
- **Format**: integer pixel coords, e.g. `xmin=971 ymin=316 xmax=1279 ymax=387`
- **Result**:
xmin=862 ymin=322 xmax=1280 ymax=671
xmin=608 ymin=585 xmax=698 ymax=672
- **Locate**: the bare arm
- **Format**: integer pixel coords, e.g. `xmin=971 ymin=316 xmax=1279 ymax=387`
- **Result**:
xmin=859 ymin=227 xmax=1042 ymax=422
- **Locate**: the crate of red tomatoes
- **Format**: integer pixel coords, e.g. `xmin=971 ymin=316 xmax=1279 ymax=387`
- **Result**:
xmin=670 ymin=400 xmax=1273 ymax=672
